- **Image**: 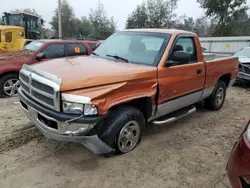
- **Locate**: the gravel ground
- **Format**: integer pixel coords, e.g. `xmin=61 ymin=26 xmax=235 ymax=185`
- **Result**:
xmin=0 ymin=86 xmax=250 ymax=188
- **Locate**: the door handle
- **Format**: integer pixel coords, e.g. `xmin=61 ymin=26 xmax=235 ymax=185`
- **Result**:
xmin=197 ymin=69 xmax=202 ymax=74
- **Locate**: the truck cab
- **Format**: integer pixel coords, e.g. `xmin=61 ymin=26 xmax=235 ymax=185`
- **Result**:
xmin=18 ymin=29 xmax=239 ymax=156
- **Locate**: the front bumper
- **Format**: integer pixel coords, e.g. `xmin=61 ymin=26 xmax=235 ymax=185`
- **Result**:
xmin=18 ymin=88 xmax=113 ymax=154
xmin=237 ymin=72 xmax=250 ymax=82
xmin=227 ymin=135 xmax=250 ymax=188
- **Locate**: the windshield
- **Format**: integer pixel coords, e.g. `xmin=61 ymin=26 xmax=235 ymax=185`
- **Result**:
xmin=24 ymin=41 xmax=45 ymax=51
xmin=7 ymin=15 xmax=24 ymax=27
xmin=93 ymin=32 xmax=170 ymax=66
xmin=233 ymin=48 xmax=250 ymax=58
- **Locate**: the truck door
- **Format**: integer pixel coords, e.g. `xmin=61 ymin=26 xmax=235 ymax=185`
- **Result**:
xmin=155 ymin=35 xmax=205 ymax=118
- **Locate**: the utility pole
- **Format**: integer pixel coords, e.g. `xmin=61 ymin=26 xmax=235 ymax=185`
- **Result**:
xmin=58 ymin=0 xmax=62 ymax=38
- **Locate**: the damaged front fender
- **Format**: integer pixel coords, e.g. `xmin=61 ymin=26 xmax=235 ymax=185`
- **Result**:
xmin=63 ymin=79 xmax=158 ymax=115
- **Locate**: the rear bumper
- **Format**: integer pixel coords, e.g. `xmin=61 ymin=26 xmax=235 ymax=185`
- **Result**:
xmin=18 ymin=88 xmax=113 ymax=154
xmin=227 ymin=135 xmax=250 ymax=188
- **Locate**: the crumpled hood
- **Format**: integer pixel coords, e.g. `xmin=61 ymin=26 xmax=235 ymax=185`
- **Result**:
xmin=0 ymin=50 xmax=34 ymax=61
xmin=32 ymin=56 xmax=157 ymax=91
xmin=238 ymin=57 xmax=250 ymax=64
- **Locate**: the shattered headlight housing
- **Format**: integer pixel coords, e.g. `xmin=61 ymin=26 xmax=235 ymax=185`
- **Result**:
xmin=61 ymin=94 xmax=98 ymax=115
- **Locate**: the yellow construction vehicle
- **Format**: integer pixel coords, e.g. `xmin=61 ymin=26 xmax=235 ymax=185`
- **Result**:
xmin=0 ymin=12 xmax=43 ymax=52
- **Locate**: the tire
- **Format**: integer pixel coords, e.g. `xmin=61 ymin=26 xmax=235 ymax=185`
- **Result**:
xmin=205 ymin=80 xmax=227 ymax=111
xmin=0 ymin=73 xmax=20 ymax=98
xmin=99 ymin=106 xmax=145 ymax=156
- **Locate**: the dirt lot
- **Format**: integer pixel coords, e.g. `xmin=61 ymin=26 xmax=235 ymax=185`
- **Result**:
xmin=0 ymin=86 xmax=250 ymax=188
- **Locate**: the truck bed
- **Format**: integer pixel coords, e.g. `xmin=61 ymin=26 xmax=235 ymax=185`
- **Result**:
xmin=204 ymin=56 xmax=239 ymax=88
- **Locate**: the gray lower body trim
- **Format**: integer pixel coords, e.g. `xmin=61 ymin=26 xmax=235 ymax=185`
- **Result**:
xmin=154 ymin=90 xmax=203 ymax=119
xmin=229 ymin=78 xmax=237 ymax=86
xmin=20 ymin=102 xmax=113 ymax=154
xmin=153 ymin=86 xmax=216 ymax=120
xmin=200 ymin=86 xmax=215 ymax=100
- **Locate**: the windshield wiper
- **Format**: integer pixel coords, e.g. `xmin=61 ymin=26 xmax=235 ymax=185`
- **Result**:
xmin=106 ymin=54 xmax=129 ymax=63
xmin=92 ymin=52 xmax=99 ymax=56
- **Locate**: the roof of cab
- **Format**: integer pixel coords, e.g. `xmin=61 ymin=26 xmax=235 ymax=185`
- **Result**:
xmin=124 ymin=28 xmax=196 ymax=35
xmin=36 ymin=39 xmax=99 ymax=43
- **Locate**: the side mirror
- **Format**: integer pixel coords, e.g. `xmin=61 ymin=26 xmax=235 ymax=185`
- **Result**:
xmin=166 ymin=51 xmax=190 ymax=67
xmin=36 ymin=53 xmax=45 ymax=60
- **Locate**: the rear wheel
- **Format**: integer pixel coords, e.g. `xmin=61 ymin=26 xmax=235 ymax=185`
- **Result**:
xmin=0 ymin=73 xmax=20 ymax=98
xmin=99 ymin=106 xmax=145 ymax=156
xmin=205 ymin=80 xmax=227 ymax=111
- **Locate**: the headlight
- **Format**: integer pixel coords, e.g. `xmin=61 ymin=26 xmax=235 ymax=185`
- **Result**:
xmin=84 ymin=104 xmax=98 ymax=115
xmin=62 ymin=101 xmax=84 ymax=114
xmin=61 ymin=94 xmax=98 ymax=115
xmin=18 ymin=30 xmax=24 ymax=36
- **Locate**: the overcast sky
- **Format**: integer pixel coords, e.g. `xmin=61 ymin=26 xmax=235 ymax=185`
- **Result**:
xmin=1 ymin=0 xmax=250 ymax=30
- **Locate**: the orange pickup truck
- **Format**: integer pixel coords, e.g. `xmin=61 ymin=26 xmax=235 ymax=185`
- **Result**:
xmin=18 ymin=29 xmax=238 ymax=155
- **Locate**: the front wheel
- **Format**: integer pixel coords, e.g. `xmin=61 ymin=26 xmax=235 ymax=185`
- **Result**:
xmin=99 ymin=106 xmax=145 ymax=156
xmin=205 ymin=80 xmax=227 ymax=111
xmin=0 ymin=73 xmax=20 ymax=98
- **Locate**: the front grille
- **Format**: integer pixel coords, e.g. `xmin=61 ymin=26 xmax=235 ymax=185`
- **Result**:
xmin=31 ymin=80 xmax=54 ymax=95
xmin=32 ymin=90 xmax=54 ymax=106
xmin=19 ymin=68 xmax=61 ymax=111
xmin=5 ymin=32 xmax=12 ymax=43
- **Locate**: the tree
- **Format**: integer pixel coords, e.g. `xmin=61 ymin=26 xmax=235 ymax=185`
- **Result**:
xmin=88 ymin=1 xmax=116 ymax=40
xmin=228 ymin=9 xmax=250 ymax=36
xmin=194 ymin=17 xmax=212 ymax=37
xmin=50 ymin=0 xmax=77 ymax=38
xmin=126 ymin=3 xmax=149 ymax=29
xmin=125 ymin=0 xmax=178 ymax=29
xmin=74 ymin=17 xmax=93 ymax=39
xmin=175 ymin=15 xmax=196 ymax=32
xmin=197 ymin=0 xmax=248 ymax=36
xmin=10 ymin=8 xmax=40 ymax=17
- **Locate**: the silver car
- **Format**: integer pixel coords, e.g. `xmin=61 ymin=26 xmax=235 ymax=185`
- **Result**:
xmin=233 ymin=47 xmax=250 ymax=82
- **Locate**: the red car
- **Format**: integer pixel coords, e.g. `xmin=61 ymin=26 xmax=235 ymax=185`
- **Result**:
xmin=0 ymin=39 xmax=99 ymax=97
xmin=227 ymin=120 xmax=250 ymax=188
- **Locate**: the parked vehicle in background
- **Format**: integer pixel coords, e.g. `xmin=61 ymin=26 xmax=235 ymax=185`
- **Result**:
xmin=0 ymin=12 xmax=43 ymax=52
xmin=0 ymin=39 xmax=98 ymax=97
xmin=18 ymin=29 xmax=238 ymax=156
xmin=233 ymin=47 xmax=250 ymax=82
xmin=227 ymin=120 xmax=250 ymax=188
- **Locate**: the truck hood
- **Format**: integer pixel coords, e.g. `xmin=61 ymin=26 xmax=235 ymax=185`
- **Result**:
xmin=0 ymin=50 xmax=34 ymax=61
xmin=32 ymin=56 xmax=157 ymax=91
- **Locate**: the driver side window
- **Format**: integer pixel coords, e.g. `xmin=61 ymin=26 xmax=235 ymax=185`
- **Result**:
xmin=169 ymin=37 xmax=197 ymax=63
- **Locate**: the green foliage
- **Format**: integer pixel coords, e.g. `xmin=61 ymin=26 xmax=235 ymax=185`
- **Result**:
xmin=175 ymin=15 xmax=212 ymax=37
xmin=125 ymin=0 xmax=178 ymax=29
xmin=197 ymin=0 xmax=249 ymax=36
xmin=88 ymin=2 xmax=116 ymax=40
xmin=50 ymin=0 xmax=77 ymax=38
xmin=10 ymin=8 xmax=40 ymax=17
xmin=50 ymin=0 xmax=116 ymax=39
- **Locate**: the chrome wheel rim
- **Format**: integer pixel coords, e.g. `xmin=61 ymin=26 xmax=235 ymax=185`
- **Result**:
xmin=118 ymin=120 xmax=140 ymax=153
xmin=216 ymin=87 xmax=224 ymax=106
xmin=3 ymin=79 xmax=20 ymax=97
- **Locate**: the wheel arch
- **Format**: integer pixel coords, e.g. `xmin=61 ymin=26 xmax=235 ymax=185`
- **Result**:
xmin=0 ymin=71 xmax=19 ymax=79
xmin=217 ymin=73 xmax=231 ymax=88
xmin=108 ymin=97 xmax=153 ymax=122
